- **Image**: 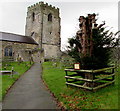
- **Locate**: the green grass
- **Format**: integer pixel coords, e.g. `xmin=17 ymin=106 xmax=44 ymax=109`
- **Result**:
xmin=0 ymin=61 xmax=33 ymax=101
xmin=42 ymin=62 xmax=119 ymax=110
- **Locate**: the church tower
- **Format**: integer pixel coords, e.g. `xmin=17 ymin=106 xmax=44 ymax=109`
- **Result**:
xmin=25 ymin=2 xmax=61 ymax=60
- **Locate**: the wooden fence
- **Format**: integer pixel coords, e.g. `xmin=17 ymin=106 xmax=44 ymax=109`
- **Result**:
xmin=65 ymin=67 xmax=115 ymax=91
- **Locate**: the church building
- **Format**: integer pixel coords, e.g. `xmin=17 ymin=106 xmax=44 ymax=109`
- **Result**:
xmin=0 ymin=2 xmax=61 ymax=62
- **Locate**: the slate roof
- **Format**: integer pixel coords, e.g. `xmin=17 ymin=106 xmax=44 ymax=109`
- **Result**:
xmin=0 ymin=32 xmax=38 ymax=45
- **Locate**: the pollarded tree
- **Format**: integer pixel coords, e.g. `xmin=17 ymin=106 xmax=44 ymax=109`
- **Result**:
xmin=67 ymin=14 xmax=119 ymax=70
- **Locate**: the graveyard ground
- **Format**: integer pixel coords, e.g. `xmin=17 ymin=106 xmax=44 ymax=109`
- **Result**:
xmin=42 ymin=61 xmax=119 ymax=110
xmin=0 ymin=61 xmax=33 ymax=101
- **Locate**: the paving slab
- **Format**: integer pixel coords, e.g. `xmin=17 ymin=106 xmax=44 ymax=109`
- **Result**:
xmin=2 ymin=63 xmax=57 ymax=109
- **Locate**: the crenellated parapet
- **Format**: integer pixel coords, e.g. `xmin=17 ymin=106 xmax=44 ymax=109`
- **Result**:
xmin=28 ymin=2 xmax=59 ymax=12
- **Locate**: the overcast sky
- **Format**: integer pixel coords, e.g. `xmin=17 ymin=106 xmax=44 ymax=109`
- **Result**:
xmin=0 ymin=0 xmax=119 ymax=50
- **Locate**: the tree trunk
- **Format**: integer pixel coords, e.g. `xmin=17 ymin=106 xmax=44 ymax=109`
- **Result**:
xmin=83 ymin=73 xmax=94 ymax=87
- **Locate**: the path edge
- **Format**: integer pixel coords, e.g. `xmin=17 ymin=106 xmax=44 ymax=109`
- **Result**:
xmin=41 ymin=63 xmax=66 ymax=110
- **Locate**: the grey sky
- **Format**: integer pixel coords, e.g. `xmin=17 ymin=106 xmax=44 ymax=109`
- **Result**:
xmin=0 ymin=0 xmax=119 ymax=50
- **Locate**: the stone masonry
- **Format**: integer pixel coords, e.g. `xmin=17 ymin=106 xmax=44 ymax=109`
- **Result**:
xmin=1 ymin=41 xmax=37 ymax=62
xmin=25 ymin=2 xmax=61 ymax=60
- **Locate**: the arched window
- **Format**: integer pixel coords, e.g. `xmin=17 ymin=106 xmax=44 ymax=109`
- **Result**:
xmin=32 ymin=12 xmax=35 ymax=21
xmin=4 ymin=46 xmax=13 ymax=56
xmin=48 ymin=13 xmax=52 ymax=22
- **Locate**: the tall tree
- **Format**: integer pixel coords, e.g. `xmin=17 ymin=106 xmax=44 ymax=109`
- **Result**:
xmin=67 ymin=14 xmax=119 ymax=70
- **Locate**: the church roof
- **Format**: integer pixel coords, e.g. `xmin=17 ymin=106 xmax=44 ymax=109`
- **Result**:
xmin=0 ymin=32 xmax=38 ymax=45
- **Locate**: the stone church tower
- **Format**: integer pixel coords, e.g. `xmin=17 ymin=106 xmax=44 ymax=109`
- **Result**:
xmin=25 ymin=2 xmax=61 ymax=61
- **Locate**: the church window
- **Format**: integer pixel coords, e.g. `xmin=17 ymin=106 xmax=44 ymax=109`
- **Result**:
xmin=48 ymin=13 xmax=52 ymax=22
xmin=32 ymin=12 xmax=35 ymax=21
xmin=4 ymin=46 xmax=13 ymax=57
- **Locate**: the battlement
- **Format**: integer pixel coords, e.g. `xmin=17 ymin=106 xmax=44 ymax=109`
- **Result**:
xmin=28 ymin=2 xmax=59 ymax=12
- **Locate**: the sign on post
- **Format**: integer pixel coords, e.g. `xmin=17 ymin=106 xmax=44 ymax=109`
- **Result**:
xmin=74 ymin=63 xmax=80 ymax=70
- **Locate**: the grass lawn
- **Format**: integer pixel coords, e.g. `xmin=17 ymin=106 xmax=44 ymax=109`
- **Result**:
xmin=42 ymin=62 xmax=119 ymax=110
xmin=0 ymin=61 xmax=33 ymax=101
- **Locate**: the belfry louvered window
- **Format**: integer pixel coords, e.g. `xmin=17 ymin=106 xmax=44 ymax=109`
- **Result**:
xmin=48 ymin=13 xmax=52 ymax=22
xmin=32 ymin=12 xmax=35 ymax=21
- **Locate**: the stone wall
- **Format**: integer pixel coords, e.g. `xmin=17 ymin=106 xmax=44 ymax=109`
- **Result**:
xmin=42 ymin=44 xmax=61 ymax=59
xmin=2 ymin=41 xmax=38 ymax=62
xmin=0 ymin=41 xmax=2 ymax=62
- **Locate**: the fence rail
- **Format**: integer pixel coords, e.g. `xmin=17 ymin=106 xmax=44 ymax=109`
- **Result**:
xmin=65 ymin=67 xmax=115 ymax=91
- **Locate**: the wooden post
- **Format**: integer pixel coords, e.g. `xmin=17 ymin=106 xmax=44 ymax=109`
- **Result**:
xmin=65 ymin=70 xmax=68 ymax=87
xmin=112 ymin=68 xmax=115 ymax=82
xmin=11 ymin=67 xmax=14 ymax=78
xmin=65 ymin=70 xmax=68 ymax=76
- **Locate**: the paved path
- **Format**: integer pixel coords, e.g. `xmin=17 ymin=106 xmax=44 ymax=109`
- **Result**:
xmin=2 ymin=63 xmax=57 ymax=109
xmin=0 ymin=102 xmax=2 ymax=110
